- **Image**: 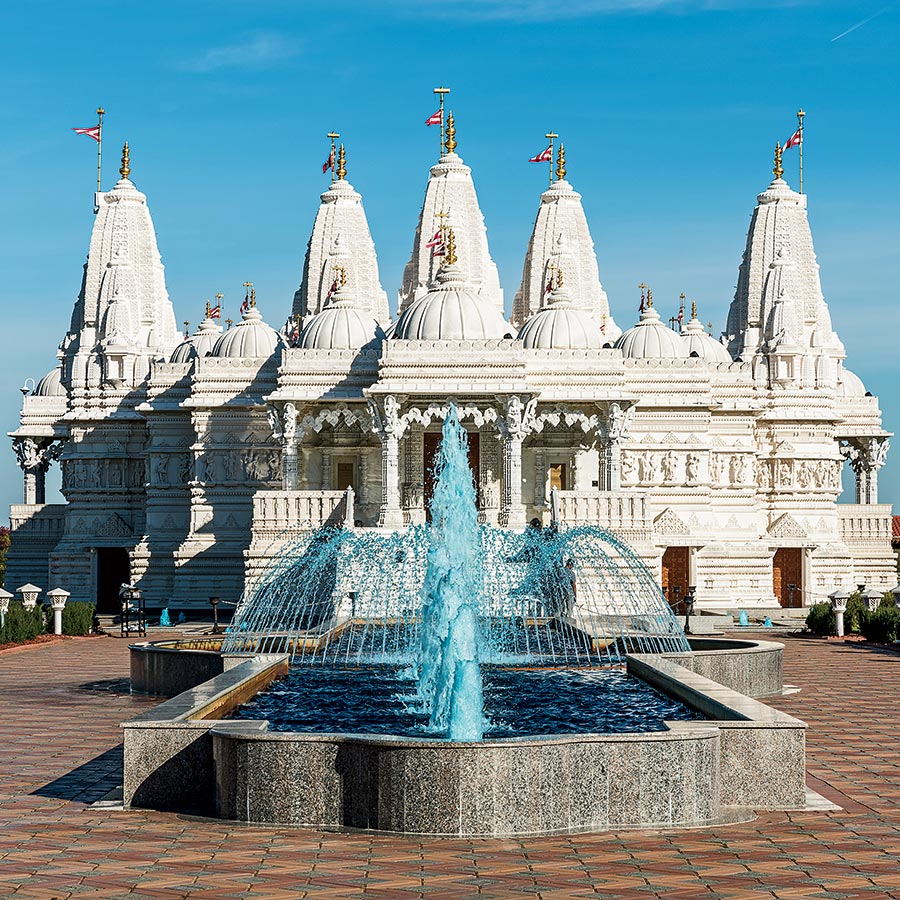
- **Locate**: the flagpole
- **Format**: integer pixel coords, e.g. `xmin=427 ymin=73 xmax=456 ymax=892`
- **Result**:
xmin=434 ymin=86 xmax=450 ymax=156
xmin=327 ymin=132 xmax=339 ymax=184
xmin=96 ymin=107 xmax=104 ymax=193
xmin=545 ymin=131 xmax=558 ymax=187
xmin=797 ymin=108 xmax=805 ymax=194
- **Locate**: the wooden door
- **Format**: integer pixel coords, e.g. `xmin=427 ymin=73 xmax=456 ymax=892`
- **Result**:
xmin=661 ymin=546 xmax=690 ymax=612
xmin=549 ymin=463 xmax=567 ymax=493
xmin=423 ymin=431 xmax=480 ymax=521
xmin=773 ymin=548 xmax=802 ymax=608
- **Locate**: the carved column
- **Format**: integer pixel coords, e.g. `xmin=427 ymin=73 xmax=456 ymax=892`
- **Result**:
xmin=282 ymin=442 xmax=299 ymax=490
xmin=358 ymin=451 xmax=368 ymax=506
xmin=862 ymin=437 xmax=890 ymax=504
xmin=272 ymin=403 xmax=299 ymax=491
xmin=13 ymin=438 xmax=60 ymax=505
xmin=403 ymin=427 xmax=425 ymax=525
xmin=533 ymin=447 xmax=546 ymax=508
xmin=321 ymin=447 xmax=332 ymax=491
xmin=500 ymin=435 xmax=525 ymax=528
xmin=369 ymin=395 xmax=404 ymax=530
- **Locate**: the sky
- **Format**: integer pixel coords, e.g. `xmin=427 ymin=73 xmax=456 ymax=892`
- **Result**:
xmin=1 ymin=0 xmax=898 ymax=517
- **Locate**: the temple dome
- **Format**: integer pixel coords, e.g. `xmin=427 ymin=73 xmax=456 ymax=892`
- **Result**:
xmin=33 ymin=366 xmax=66 ymax=397
xmin=170 ymin=316 xmax=223 ymax=362
xmin=837 ymin=367 xmax=867 ymax=398
xmin=211 ymin=305 xmax=283 ymax=359
xmin=681 ymin=314 xmax=732 ymax=363
xmin=518 ymin=284 xmax=602 ymax=350
xmin=299 ymin=286 xmax=385 ymax=350
xmin=394 ymin=264 xmax=510 ymax=341
xmin=615 ymin=305 xmax=686 ymax=359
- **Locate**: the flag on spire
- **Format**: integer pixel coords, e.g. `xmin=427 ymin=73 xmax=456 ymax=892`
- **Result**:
xmin=784 ymin=127 xmax=802 ymax=150
xmin=322 ymin=146 xmax=335 ymax=174
xmin=425 ymin=109 xmax=442 ymax=126
xmin=425 ymin=229 xmax=445 ymax=255
xmin=209 ymin=304 xmax=220 ymax=319
xmin=529 ymin=144 xmax=553 ymax=163
xmin=73 ymin=126 xmax=101 ymax=141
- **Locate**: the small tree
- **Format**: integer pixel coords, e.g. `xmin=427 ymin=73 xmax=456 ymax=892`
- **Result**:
xmin=0 ymin=526 xmax=9 ymax=588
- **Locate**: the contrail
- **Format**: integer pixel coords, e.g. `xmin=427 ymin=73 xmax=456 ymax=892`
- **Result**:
xmin=832 ymin=6 xmax=892 ymax=42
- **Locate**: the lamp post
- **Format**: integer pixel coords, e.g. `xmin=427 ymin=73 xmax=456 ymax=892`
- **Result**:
xmin=862 ymin=587 xmax=883 ymax=613
xmin=209 ymin=596 xmax=221 ymax=635
xmin=787 ymin=583 xmax=797 ymax=609
xmin=46 ymin=588 xmax=70 ymax=635
xmin=684 ymin=585 xmax=696 ymax=635
xmin=16 ymin=583 xmax=41 ymax=610
xmin=0 ymin=589 xmax=12 ymax=629
xmin=829 ymin=589 xmax=850 ymax=637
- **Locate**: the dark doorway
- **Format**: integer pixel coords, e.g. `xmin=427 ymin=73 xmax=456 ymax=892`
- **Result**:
xmin=661 ymin=546 xmax=690 ymax=612
xmin=96 ymin=547 xmax=131 ymax=614
xmin=336 ymin=462 xmax=354 ymax=492
xmin=423 ymin=431 xmax=480 ymax=521
xmin=773 ymin=547 xmax=802 ymax=608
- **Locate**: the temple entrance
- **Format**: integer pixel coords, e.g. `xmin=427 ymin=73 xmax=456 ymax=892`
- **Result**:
xmin=96 ymin=547 xmax=131 ymax=615
xmin=773 ymin=548 xmax=803 ymax=608
xmin=423 ymin=431 xmax=480 ymax=521
xmin=549 ymin=463 xmax=567 ymax=493
xmin=336 ymin=462 xmax=354 ymax=492
xmin=661 ymin=546 xmax=690 ymax=613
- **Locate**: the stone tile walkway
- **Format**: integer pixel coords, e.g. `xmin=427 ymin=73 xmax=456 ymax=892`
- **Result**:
xmin=2 ymin=633 xmax=899 ymax=899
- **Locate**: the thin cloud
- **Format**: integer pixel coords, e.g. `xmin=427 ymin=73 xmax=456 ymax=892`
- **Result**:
xmin=831 ymin=5 xmax=892 ymax=41
xmin=178 ymin=32 xmax=299 ymax=73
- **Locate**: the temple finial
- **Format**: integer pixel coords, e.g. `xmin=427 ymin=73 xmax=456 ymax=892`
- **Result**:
xmin=337 ymin=144 xmax=347 ymax=180
xmin=556 ymin=265 xmax=564 ymax=288
xmin=444 ymin=227 xmax=458 ymax=266
xmin=773 ymin=142 xmax=784 ymax=180
xmin=444 ymin=111 xmax=457 ymax=154
xmin=120 ymin=141 xmax=131 ymax=179
xmin=205 ymin=300 xmax=211 ymax=318
xmin=555 ymin=142 xmax=566 ymax=181
xmin=691 ymin=299 xmax=697 ymax=320
xmin=250 ymin=287 xmax=257 ymax=308
xmin=646 ymin=288 xmax=653 ymax=309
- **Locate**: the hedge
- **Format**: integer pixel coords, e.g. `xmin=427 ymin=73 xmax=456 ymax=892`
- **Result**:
xmin=0 ymin=604 xmax=46 ymax=644
xmin=61 ymin=601 xmax=95 ymax=636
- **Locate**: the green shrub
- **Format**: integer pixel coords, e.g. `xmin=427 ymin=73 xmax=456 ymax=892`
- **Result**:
xmin=61 ymin=601 xmax=95 ymax=636
xmin=805 ymin=602 xmax=835 ymax=636
xmin=0 ymin=603 xmax=47 ymax=644
xmin=845 ymin=593 xmax=866 ymax=634
xmin=860 ymin=605 xmax=900 ymax=643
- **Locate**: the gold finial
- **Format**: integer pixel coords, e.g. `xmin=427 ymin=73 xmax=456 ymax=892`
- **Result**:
xmin=444 ymin=227 xmax=458 ymax=266
xmin=96 ymin=107 xmax=105 ymax=118
xmin=691 ymin=300 xmax=697 ymax=320
xmin=707 ymin=321 xmax=713 ymax=335
xmin=797 ymin=108 xmax=806 ymax=122
xmin=334 ymin=264 xmax=347 ymax=287
xmin=119 ymin=141 xmax=131 ymax=179
xmin=444 ymin=111 xmax=457 ymax=154
xmin=215 ymin=292 xmax=224 ymax=302
xmin=337 ymin=144 xmax=347 ymax=180
xmin=205 ymin=300 xmax=211 ymax=318
xmin=556 ymin=265 xmax=564 ymax=288
xmin=773 ymin=142 xmax=784 ymax=180
xmin=250 ymin=287 xmax=257 ymax=308
xmin=646 ymin=288 xmax=653 ymax=309
xmin=555 ymin=143 xmax=566 ymax=181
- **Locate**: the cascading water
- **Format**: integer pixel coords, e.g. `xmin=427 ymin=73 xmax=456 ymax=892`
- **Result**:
xmin=223 ymin=403 xmax=692 ymax=740
xmin=414 ymin=407 xmax=484 ymax=740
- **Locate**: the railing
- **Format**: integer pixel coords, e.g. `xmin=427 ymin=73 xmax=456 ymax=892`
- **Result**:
xmin=838 ymin=503 xmax=893 ymax=543
xmin=9 ymin=504 xmax=67 ymax=536
xmin=251 ymin=490 xmax=350 ymax=538
xmin=554 ymin=491 xmax=652 ymax=532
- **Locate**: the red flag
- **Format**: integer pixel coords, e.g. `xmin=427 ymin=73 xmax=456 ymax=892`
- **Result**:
xmin=208 ymin=305 xmax=220 ymax=319
xmin=73 ymin=126 xmax=101 ymax=142
xmin=322 ymin=146 xmax=335 ymax=174
xmin=240 ymin=298 xmax=250 ymax=314
xmin=424 ymin=229 xmax=443 ymax=248
xmin=529 ymin=144 xmax=552 ymax=163
xmin=425 ymin=109 xmax=442 ymax=126
xmin=784 ymin=127 xmax=802 ymax=150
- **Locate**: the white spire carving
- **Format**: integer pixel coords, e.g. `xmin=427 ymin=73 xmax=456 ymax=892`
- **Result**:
xmin=398 ymin=136 xmax=503 ymax=316
xmin=724 ymin=155 xmax=842 ymax=369
xmin=61 ymin=145 xmax=179 ymax=393
xmin=292 ymin=170 xmax=390 ymax=326
xmin=512 ymin=176 xmax=619 ymax=339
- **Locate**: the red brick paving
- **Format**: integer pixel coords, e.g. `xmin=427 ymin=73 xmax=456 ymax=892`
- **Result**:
xmin=2 ymin=633 xmax=900 ymax=899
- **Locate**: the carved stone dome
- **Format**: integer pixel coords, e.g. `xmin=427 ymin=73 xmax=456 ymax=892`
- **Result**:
xmin=518 ymin=284 xmax=602 ymax=350
xmin=299 ymin=287 xmax=385 ymax=350
xmin=33 ymin=366 xmax=66 ymax=397
xmin=615 ymin=305 xmax=687 ymax=359
xmin=394 ymin=264 xmax=511 ymax=341
xmin=170 ymin=316 xmax=223 ymax=362
xmin=211 ymin=305 xmax=283 ymax=359
xmin=837 ymin=367 xmax=867 ymax=398
xmin=681 ymin=315 xmax=732 ymax=363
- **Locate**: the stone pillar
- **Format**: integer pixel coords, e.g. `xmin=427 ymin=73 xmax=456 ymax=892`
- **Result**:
xmin=604 ymin=402 xmax=633 ymax=492
xmin=358 ymin=451 xmax=368 ymax=506
xmin=13 ymin=438 xmax=54 ymax=505
xmin=282 ymin=439 xmax=299 ymax=490
xmin=605 ymin=440 xmax=622 ymax=491
xmin=500 ymin=436 xmax=526 ymax=528
xmin=533 ymin=447 xmax=546 ymax=508
xmin=321 ymin=447 xmax=332 ymax=491
xmin=844 ymin=437 xmax=890 ymax=505
xmin=379 ymin=433 xmax=404 ymax=529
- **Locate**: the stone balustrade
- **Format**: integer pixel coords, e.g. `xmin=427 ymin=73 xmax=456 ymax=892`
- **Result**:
xmin=251 ymin=490 xmax=350 ymax=538
xmin=837 ymin=504 xmax=892 ymax=544
xmin=554 ymin=490 xmax=652 ymax=534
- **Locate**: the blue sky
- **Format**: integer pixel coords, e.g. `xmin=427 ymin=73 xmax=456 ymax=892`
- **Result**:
xmin=1 ymin=0 xmax=898 ymax=515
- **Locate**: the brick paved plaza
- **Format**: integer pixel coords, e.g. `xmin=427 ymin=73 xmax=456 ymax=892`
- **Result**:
xmin=2 ymin=634 xmax=900 ymax=900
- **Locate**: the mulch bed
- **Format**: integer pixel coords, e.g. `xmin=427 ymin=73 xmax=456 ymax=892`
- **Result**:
xmin=0 ymin=632 xmax=106 ymax=654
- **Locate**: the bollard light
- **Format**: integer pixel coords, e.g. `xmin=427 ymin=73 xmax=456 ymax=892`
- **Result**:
xmin=16 ymin=583 xmax=42 ymax=610
xmin=0 ymin=588 xmax=12 ymax=629
xmin=46 ymin=588 xmax=70 ymax=636
xmin=829 ymin=589 xmax=850 ymax=638
xmin=862 ymin=587 xmax=883 ymax=613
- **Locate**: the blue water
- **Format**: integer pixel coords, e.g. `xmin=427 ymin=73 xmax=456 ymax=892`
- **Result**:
xmin=233 ymin=665 xmax=701 ymax=738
